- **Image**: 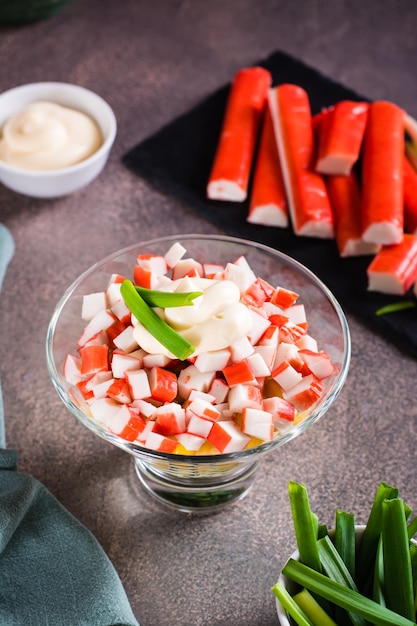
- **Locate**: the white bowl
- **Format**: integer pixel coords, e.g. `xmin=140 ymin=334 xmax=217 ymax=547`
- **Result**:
xmin=0 ymin=82 xmax=117 ymax=198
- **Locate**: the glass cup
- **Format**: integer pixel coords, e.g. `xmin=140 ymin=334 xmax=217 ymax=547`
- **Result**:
xmin=46 ymin=234 xmax=351 ymax=513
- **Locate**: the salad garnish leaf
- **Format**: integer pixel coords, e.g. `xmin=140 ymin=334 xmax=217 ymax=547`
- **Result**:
xmin=134 ymin=286 xmax=203 ymax=308
xmin=375 ymin=301 xmax=416 ymax=316
xmin=120 ymin=279 xmax=194 ymax=361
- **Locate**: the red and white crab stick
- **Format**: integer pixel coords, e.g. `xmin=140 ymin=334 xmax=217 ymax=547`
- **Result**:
xmin=367 ymin=233 xmax=417 ymax=295
xmin=246 ymin=101 xmax=288 ymax=227
xmin=207 ymin=66 xmax=272 ymax=202
xmin=315 ymin=100 xmax=369 ymax=175
xmin=361 ymin=101 xmax=405 ymax=245
xmin=326 ymin=171 xmax=380 ymax=257
xmin=268 ymin=83 xmax=334 ymax=238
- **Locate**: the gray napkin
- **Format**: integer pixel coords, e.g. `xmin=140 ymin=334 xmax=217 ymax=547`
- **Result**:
xmin=0 ymin=224 xmax=140 ymax=626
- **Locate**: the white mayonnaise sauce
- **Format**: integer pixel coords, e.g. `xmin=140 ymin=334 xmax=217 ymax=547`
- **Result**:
xmin=0 ymin=101 xmax=102 ymax=170
xmin=131 ymin=277 xmax=253 ymax=357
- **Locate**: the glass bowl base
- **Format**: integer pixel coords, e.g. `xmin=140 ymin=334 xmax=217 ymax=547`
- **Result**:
xmin=134 ymin=458 xmax=260 ymax=513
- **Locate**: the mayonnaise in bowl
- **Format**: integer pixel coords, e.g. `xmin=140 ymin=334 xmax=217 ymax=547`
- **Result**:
xmin=0 ymin=100 xmax=103 ymax=171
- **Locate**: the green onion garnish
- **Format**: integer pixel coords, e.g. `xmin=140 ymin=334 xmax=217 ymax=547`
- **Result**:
xmin=282 ymin=559 xmax=416 ymax=626
xmin=407 ymin=515 xmax=417 ymax=540
xmin=134 ymin=286 xmax=203 ymax=308
xmin=382 ymin=497 xmax=415 ymax=621
xmin=120 ymin=279 xmax=195 ymax=361
xmin=293 ymin=588 xmax=338 ymax=626
xmin=271 ymin=582 xmax=313 ymax=626
xmin=376 ymin=301 xmax=416 ymax=316
xmin=318 ymin=535 xmax=366 ymax=626
xmin=355 ymin=482 xmax=398 ymax=592
xmin=288 ymin=481 xmax=322 ymax=573
xmin=334 ymin=509 xmax=356 ymax=580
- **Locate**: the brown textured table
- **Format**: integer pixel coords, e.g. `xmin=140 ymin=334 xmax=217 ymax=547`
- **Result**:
xmin=1 ymin=2 xmax=417 ymax=625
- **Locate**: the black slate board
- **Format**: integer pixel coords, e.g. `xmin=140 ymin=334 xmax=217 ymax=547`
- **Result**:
xmin=123 ymin=50 xmax=417 ymax=359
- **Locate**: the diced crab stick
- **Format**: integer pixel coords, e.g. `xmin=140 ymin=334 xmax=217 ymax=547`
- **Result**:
xmin=118 ymin=411 xmax=147 ymax=442
xmin=106 ymin=282 xmax=123 ymax=307
xmin=246 ymin=352 xmax=271 ymax=378
xmin=227 ymin=383 xmax=263 ymax=412
xmin=208 ymin=378 xmax=229 ymax=404
xmin=222 ymin=360 xmax=257 ymax=387
xmin=125 ymin=369 xmax=151 ymax=400
xmin=207 ymin=66 xmax=272 ymax=201
xmin=111 ymin=350 xmax=143 ymax=378
xmin=253 ymin=344 xmax=276 ymax=371
xmin=403 ymin=156 xmax=417 ymax=235
xmin=270 ymin=286 xmax=299 ymax=308
xmin=142 ymin=352 xmax=172 ymax=368
xmin=187 ymin=414 xmax=214 ymax=439
xmin=113 ymin=325 xmax=139 ymax=353
xmin=271 ymin=360 xmax=303 ymax=392
xmin=155 ymin=403 xmax=186 ymax=436
xmin=145 ymin=431 xmax=178 ymax=453
xmin=229 ymin=335 xmax=254 ymax=363
xmin=246 ymin=308 xmax=271 ymax=345
xmin=268 ymin=84 xmax=334 ymax=238
xmin=104 ymin=404 xmax=146 ymax=441
xmin=171 ymin=258 xmax=204 ymax=280
xmin=79 ymin=344 xmax=109 ymax=376
xmin=187 ymin=397 xmax=221 ymax=422
xmin=107 ymin=378 xmax=132 ymax=404
xmin=64 ymin=354 xmax=82 ymax=385
xmin=175 ymin=432 xmax=206 ymax=452
xmin=177 ymin=364 xmax=215 ymax=399
xmin=298 ymin=349 xmax=334 ymax=380
xmin=361 ymin=101 xmax=405 ymax=245
xmin=263 ymin=396 xmax=295 ymax=424
xmin=315 ymin=101 xmax=369 ymax=175
xmin=149 ymin=366 xmax=178 ymax=403
xmin=247 ymin=102 xmax=289 ymax=227
xmin=77 ymin=309 xmax=116 ymax=347
xmin=136 ymin=254 xmax=168 ymax=275
xmin=367 ymin=233 xmax=417 ymax=295
xmin=240 ymin=407 xmax=274 ymax=441
xmin=132 ymin=399 xmax=157 ymax=420
xmin=164 ymin=242 xmax=186 ymax=268
xmin=241 ymin=277 xmax=275 ymax=307
xmin=207 ymin=420 xmax=251 ymax=453
xmin=326 ymin=172 xmax=380 ymax=257
xmin=224 ymin=257 xmax=257 ymax=293
xmin=82 ymin=291 xmax=107 ymax=321
xmin=194 ymin=348 xmax=231 ymax=373
xmin=283 ymin=374 xmax=324 ymax=412
xmin=203 ymin=263 xmax=225 ymax=279
xmin=133 ymin=265 xmax=159 ymax=289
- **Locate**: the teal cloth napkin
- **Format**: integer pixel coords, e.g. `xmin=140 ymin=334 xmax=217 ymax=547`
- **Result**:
xmin=0 ymin=225 xmax=139 ymax=626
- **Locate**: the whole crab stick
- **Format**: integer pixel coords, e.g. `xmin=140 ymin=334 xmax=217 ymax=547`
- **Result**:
xmin=247 ymin=101 xmax=288 ymax=227
xmin=403 ymin=155 xmax=417 ymax=234
xmin=326 ymin=171 xmax=380 ymax=257
xmin=361 ymin=101 xmax=405 ymax=245
xmin=367 ymin=233 xmax=417 ymax=295
xmin=268 ymin=84 xmax=334 ymax=238
xmin=207 ymin=66 xmax=272 ymax=202
xmin=315 ymin=101 xmax=369 ymax=175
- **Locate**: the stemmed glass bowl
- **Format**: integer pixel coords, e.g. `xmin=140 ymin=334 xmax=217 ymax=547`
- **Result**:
xmin=46 ymin=234 xmax=351 ymax=513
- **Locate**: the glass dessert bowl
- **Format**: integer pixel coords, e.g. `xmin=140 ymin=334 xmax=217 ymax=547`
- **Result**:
xmin=46 ymin=234 xmax=351 ymax=513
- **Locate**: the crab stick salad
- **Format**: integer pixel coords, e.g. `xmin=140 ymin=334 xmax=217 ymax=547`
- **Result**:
xmin=207 ymin=66 xmax=417 ymax=296
xmin=63 ymin=242 xmax=335 ymax=456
